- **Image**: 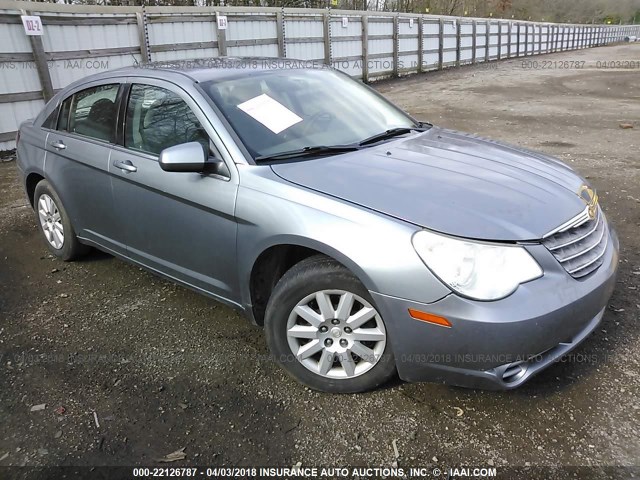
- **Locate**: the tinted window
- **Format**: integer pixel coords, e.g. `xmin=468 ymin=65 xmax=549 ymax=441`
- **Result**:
xmin=68 ymin=84 xmax=119 ymax=142
xmin=125 ymin=84 xmax=209 ymax=156
xmin=42 ymin=106 xmax=59 ymax=130
xmin=56 ymin=97 xmax=72 ymax=131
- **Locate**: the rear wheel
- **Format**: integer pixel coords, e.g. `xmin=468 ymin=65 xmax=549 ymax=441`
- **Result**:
xmin=34 ymin=180 xmax=89 ymax=261
xmin=265 ymin=255 xmax=396 ymax=393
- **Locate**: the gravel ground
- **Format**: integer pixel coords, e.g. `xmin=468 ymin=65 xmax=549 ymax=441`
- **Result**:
xmin=0 ymin=43 xmax=639 ymax=477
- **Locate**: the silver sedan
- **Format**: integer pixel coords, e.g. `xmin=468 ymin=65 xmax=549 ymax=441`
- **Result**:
xmin=16 ymin=58 xmax=618 ymax=392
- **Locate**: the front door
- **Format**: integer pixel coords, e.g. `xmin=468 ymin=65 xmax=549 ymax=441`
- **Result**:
xmin=109 ymin=81 xmax=240 ymax=304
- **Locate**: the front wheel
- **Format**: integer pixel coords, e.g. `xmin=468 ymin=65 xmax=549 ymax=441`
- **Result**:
xmin=265 ymin=255 xmax=396 ymax=393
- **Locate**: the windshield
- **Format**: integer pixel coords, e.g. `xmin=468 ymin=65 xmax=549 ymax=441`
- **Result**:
xmin=200 ymin=68 xmax=418 ymax=160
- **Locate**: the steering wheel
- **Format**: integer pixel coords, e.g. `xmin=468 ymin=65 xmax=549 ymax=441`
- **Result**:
xmin=300 ymin=112 xmax=334 ymax=136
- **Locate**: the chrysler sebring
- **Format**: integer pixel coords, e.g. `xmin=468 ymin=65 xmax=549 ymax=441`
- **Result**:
xmin=16 ymin=58 xmax=618 ymax=392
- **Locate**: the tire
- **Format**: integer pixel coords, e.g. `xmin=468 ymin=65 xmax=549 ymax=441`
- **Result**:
xmin=33 ymin=179 xmax=89 ymax=261
xmin=265 ymin=255 xmax=396 ymax=393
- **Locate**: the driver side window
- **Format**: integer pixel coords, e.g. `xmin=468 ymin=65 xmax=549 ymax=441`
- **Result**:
xmin=124 ymin=84 xmax=209 ymax=156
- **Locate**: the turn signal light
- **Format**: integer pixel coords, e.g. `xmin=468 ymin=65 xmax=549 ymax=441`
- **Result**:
xmin=408 ymin=309 xmax=452 ymax=328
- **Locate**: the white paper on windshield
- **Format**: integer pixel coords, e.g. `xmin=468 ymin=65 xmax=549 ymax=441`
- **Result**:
xmin=237 ymin=94 xmax=302 ymax=134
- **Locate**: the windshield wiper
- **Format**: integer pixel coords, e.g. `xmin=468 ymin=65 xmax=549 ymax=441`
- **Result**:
xmin=358 ymin=125 xmax=430 ymax=147
xmin=255 ymin=145 xmax=361 ymax=162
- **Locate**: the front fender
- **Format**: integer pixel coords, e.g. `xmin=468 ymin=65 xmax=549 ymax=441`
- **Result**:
xmin=235 ymin=165 xmax=451 ymax=317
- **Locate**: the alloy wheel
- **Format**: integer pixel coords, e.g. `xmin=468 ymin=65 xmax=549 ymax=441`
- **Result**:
xmin=37 ymin=194 xmax=65 ymax=250
xmin=286 ymin=289 xmax=387 ymax=379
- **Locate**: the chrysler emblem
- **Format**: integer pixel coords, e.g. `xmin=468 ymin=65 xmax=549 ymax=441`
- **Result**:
xmin=579 ymin=185 xmax=598 ymax=220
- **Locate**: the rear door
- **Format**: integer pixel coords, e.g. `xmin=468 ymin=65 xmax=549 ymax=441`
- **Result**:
xmin=44 ymin=81 xmax=126 ymax=255
xmin=109 ymin=80 xmax=240 ymax=303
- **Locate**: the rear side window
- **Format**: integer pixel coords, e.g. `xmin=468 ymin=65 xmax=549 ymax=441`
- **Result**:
xmin=67 ymin=84 xmax=120 ymax=142
xmin=124 ymin=84 xmax=209 ymax=156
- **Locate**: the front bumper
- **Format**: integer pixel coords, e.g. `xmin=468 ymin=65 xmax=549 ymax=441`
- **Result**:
xmin=371 ymin=228 xmax=619 ymax=390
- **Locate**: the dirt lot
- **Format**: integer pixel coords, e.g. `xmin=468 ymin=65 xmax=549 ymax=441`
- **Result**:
xmin=1 ymin=44 xmax=639 ymax=476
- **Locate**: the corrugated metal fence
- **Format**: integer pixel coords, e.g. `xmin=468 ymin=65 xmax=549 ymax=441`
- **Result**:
xmin=1 ymin=0 xmax=639 ymax=150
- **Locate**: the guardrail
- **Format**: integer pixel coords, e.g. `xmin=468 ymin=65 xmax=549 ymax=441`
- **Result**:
xmin=1 ymin=0 xmax=638 ymax=150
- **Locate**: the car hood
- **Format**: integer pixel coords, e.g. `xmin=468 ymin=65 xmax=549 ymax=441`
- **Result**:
xmin=271 ymin=127 xmax=590 ymax=241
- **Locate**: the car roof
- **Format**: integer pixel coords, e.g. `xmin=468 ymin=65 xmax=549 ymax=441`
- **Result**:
xmin=85 ymin=56 xmax=327 ymax=84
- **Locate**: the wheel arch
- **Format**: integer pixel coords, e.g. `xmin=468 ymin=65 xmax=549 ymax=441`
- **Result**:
xmin=247 ymin=236 xmax=376 ymax=326
xmin=25 ymin=171 xmax=46 ymax=208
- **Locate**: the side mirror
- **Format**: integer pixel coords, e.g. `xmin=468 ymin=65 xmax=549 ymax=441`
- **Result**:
xmin=159 ymin=142 xmax=207 ymax=173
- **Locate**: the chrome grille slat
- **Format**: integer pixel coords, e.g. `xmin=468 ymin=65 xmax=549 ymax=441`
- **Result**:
xmin=548 ymin=212 xmax=601 ymax=251
xmin=542 ymin=206 xmax=608 ymax=279
xmin=557 ymin=218 xmax=605 ymax=263
xmin=567 ymin=232 xmax=608 ymax=275
xmin=542 ymin=206 xmax=591 ymax=239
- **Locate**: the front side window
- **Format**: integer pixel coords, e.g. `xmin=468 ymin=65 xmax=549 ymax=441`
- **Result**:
xmin=125 ymin=84 xmax=209 ymax=156
xmin=68 ymin=84 xmax=119 ymax=142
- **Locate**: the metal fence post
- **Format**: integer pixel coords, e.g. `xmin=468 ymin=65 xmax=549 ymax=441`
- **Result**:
xmin=546 ymin=25 xmax=550 ymax=52
xmin=597 ymin=26 xmax=602 ymax=46
xmin=322 ymin=11 xmax=331 ymax=66
xmin=135 ymin=9 xmax=151 ymax=63
xmin=276 ymin=11 xmax=285 ymax=57
xmin=585 ymin=26 xmax=589 ymax=48
xmin=537 ymin=24 xmax=542 ymax=54
xmin=472 ymin=20 xmax=477 ymax=64
xmin=455 ymin=19 xmax=461 ymax=67
xmin=392 ymin=15 xmax=399 ymax=77
xmin=557 ymin=26 xmax=561 ymax=51
xmin=584 ymin=27 xmax=591 ymax=48
xmin=516 ymin=23 xmax=521 ymax=56
xmin=216 ymin=12 xmax=227 ymax=56
xmin=508 ymin=22 xmax=513 ymax=57
xmin=22 ymin=9 xmax=54 ymax=102
xmin=417 ymin=17 xmax=424 ymax=73
xmin=361 ymin=15 xmax=369 ymax=81
xmin=485 ymin=20 xmax=490 ymax=61
xmin=438 ymin=18 xmax=444 ymax=70
xmin=587 ymin=26 xmax=591 ymax=47
xmin=497 ymin=22 xmax=502 ymax=59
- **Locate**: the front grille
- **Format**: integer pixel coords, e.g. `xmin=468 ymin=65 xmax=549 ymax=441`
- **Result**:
xmin=542 ymin=207 xmax=608 ymax=279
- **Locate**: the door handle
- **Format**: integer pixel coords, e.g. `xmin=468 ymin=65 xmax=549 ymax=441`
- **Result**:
xmin=113 ymin=159 xmax=137 ymax=173
xmin=50 ymin=140 xmax=66 ymax=150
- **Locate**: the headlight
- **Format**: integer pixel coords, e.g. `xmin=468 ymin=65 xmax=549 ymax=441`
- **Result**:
xmin=412 ymin=230 xmax=543 ymax=301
